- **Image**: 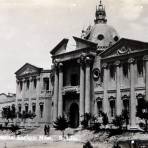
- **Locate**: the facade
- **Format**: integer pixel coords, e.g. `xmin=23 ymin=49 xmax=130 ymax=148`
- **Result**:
xmin=15 ymin=63 xmax=53 ymax=126
xmin=50 ymin=1 xmax=148 ymax=129
xmin=0 ymin=93 xmax=16 ymax=124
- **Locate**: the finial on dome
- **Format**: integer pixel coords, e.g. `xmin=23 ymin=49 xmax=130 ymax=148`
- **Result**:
xmin=94 ymin=0 xmax=107 ymax=24
xmin=99 ymin=0 xmax=102 ymax=5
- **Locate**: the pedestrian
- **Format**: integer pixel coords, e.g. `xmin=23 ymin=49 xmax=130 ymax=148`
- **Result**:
xmin=44 ymin=125 xmax=47 ymax=135
xmin=47 ymin=125 xmax=50 ymax=136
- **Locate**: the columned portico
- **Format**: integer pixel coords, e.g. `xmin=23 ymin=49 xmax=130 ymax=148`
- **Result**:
xmin=58 ymin=63 xmax=63 ymax=117
xmin=114 ymin=60 xmax=121 ymax=116
xmin=143 ymin=55 xmax=148 ymax=102
xmin=80 ymin=56 xmax=85 ymax=121
xmin=85 ymin=56 xmax=91 ymax=113
xmin=128 ymin=58 xmax=137 ymax=129
xmin=53 ymin=64 xmax=59 ymax=121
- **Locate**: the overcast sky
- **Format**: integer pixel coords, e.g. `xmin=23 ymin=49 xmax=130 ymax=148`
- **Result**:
xmin=0 ymin=0 xmax=148 ymax=93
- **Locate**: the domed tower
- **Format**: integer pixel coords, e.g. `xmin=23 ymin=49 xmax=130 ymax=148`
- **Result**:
xmin=81 ymin=0 xmax=119 ymax=52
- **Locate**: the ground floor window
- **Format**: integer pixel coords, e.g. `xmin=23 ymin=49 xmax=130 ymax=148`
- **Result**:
xmin=97 ymin=101 xmax=102 ymax=116
xmin=25 ymin=103 xmax=28 ymax=113
xmin=110 ymin=100 xmax=115 ymax=117
xmin=123 ymin=99 xmax=129 ymax=112
xmin=32 ymin=103 xmax=36 ymax=113
xmin=18 ymin=104 xmax=21 ymax=113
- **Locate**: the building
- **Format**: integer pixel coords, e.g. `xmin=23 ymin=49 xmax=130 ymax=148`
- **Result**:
xmin=50 ymin=0 xmax=148 ymax=129
xmin=15 ymin=63 xmax=53 ymax=126
xmin=0 ymin=93 xmax=16 ymax=125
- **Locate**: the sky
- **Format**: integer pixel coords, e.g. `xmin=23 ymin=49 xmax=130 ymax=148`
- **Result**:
xmin=0 ymin=0 xmax=148 ymax=94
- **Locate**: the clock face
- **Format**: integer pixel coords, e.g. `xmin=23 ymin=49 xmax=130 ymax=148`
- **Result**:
xmin=92 ymin=68 xmax=100 ymax=81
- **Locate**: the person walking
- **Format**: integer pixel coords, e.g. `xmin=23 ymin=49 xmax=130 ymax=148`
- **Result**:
xmin=47 ymin=125 xmax=50 ymax=136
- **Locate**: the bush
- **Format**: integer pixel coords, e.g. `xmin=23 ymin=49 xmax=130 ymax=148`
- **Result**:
xmin=83 ymin=141 xmax=93 ymax=148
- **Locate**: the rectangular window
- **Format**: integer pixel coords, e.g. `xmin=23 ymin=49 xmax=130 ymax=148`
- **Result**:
xmin=109 ymin=64 xmax=115 ymax=79
xmin=33 ymin=79 xmax=37 ymax=89
xmin=25 ymin=104 xmax=28 ymax=113
xmin=32 ymin=103 xmax=36 ymax=113
xmin=43 ymin=78 xmax=49 ymax=90
xmin=137 ymin=59 xmax=143 ymax=76
xmin=97 ymin=101 xmax=102 ymax=117
xmin=26 ymin=80 xmax=30 ymax=90
xmin=110 ymin=100 xmax=115 ymax=117
xmin=18 ymin=104 xmax=21 ymax=113
xmin=40 ymin=103 xmax=44 ymax=118
xmin=20 ymin=81 xmax=23 ymax=91
xmin=122 ymin=62 xmax=128 ymax=77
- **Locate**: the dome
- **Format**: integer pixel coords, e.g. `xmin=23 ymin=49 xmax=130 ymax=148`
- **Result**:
xmin=88 ymin=23 xmax=119 ymax=50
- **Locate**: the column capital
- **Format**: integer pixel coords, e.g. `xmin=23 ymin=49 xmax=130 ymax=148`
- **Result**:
xmin=114 ymin=60 xmax=120 ymax=67
xmin=85 ymin=56 xmax=93 ymax=66
xmin=102 ymin=63 xmax=108 ymax=69
xmin=36 ymin=76 xmax=40 ymax=81
xmin=128 ymin=58 xmax=135 ymax=64
xmin=143 ymin=55 xmax=148 ymax=61
xmin=58 ymin=62 xmax=63 ymax=72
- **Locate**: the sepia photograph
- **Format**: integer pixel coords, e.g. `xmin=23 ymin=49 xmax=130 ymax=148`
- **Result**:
xmin=0 ymin=0 xmax=148 ymax=147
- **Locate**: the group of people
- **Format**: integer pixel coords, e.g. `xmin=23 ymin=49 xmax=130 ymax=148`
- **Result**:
xmin=44 ymin=125 xmax=50 ymax=136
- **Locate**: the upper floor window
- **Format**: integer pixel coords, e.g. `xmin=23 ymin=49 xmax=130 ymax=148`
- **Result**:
xmin=20 ymin=81 xmax=23 ymax=91
xmin=33 ymin=79 xmax=37 ymax=89
xmin=43 ymin=78 xmax=49 ymax=90
xmin=71 ymin=74 xmax=79 ymax=86
xmin=122 ymin=62 xmax=128 ymax=77
xmin=109 ymin=64 xmax=115 ymax=79
xmin=26 ymin=80 xmax=30 ymax=90
xmin=137 ymin=59 xmax=143 ymax=76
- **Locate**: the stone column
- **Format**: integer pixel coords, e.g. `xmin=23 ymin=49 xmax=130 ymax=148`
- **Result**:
xmin=143 ymin=55 xmax=148 ymax=102
xmin=102 ymin=63 xmax=109 ymax=115
xmin=85 ymin=56 xmax=92 ymax=113
xmin=58 ymin=63 xmax=63 ymax=117
xmin=114 ymin=60 xmax=121 ymax=116
xmin=128 ymin=58 xmax=137 ymax=129
xmin=36 ymin=76 xmax=40 ymax=125
xmin=80 ymin=56 xmax=85 ymax=121
xmin=53 ymin=65 xmax=59 ymax=121
xmin=22 ymin=78 xmax=26 ymax=111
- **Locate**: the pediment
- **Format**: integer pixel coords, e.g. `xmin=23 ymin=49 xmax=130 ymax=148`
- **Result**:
xmin=73 ymin=36 xmax=97 ymax=50
xmin=15 ymin=63 xmax=42 ymax=76
xmin=100 ymin=38 xmax=148 ymax=59
xmin=50 ymin=38 xmax=69 ymax=55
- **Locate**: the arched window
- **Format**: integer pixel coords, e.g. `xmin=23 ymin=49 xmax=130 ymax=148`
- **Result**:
xmin=18 ymin=104 xmax=21 ymax=113
xmin=108 ymin=97 xmax=116 ymax=117
xmin=97 ymin=100 xmax=102 ymax=116
xmin=32 ymin=103 xmax=36 ymax=113
xmin=25 ymin=103 xmax=28 ymax=113
xmin=39 ymin=102 xmax=44 ymax=118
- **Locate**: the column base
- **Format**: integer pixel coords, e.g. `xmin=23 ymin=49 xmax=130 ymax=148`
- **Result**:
xmin=128 ymin=125 xmax=143 ymax=131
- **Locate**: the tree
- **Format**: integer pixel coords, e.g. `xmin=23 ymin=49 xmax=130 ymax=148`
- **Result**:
xmin=81 ymin=113 xmax=92 ymax=129
xmin=112 ymin=115 xmax=124 ymax=130
xmin=2 ymin=105 xmax=17 ymax=126
xmin=53 ymin=115 xmax=68 ymax=137
xmin=136 ymin=99 xmax=148 ymax=132
xmin=100 ymin=111 xmax=109 ymax=128
xmin=18 ymin=110 xmax=36 ymax=124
